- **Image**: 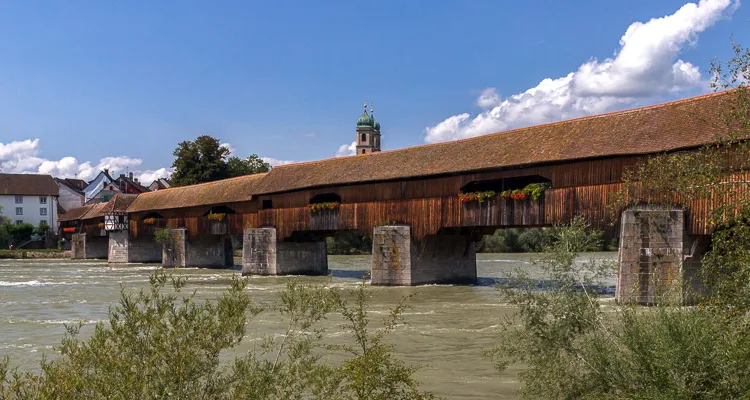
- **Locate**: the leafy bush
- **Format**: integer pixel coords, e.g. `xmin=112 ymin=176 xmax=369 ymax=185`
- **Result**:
xmin=488 ymin=216 xmax=750 ymax=399
xmin=33 ymin=221 xmax=50 ymax=237
xmin=0 ymin=272 xmax=434 ymax=399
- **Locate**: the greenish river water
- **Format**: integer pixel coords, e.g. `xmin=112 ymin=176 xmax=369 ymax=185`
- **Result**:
xmin=0 ymin=253 xmax=616 ymax=399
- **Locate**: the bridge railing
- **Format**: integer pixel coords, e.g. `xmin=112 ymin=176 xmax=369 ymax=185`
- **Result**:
xmin=460 ymin=195 xmax=545 ymax=227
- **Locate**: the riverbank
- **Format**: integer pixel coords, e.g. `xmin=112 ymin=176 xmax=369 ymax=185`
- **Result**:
xmin=0 ymin=249 xmax=71 ymax=259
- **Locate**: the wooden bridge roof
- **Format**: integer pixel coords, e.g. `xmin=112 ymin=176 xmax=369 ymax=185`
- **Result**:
xmin=100 ymin=89 xmax=735 ymax=214
xmin=127 ymin=173 xmax=267 ymax=213
xmin=254 ymin=90 xmax=733 ymax=194
xmin=58 ymin=203 xmax=96 ymax=222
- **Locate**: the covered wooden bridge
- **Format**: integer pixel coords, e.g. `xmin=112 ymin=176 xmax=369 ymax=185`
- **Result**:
xmin=63 ymin=90 xmax=738 ymax=300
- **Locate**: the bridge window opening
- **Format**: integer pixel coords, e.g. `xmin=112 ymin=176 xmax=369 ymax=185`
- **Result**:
xmin=142 ymin=212 xmax=164 ymax=220
xmin=503 ymin=175 xmax=551 ymax=191
xmin=310 ymin=193 xmax=341 ymax=204
xmin=461 ymin=175 xmax=551 ymax=193
xmin=262 ymin=199 xmax=273 ymax=210
xmin=204 ymin=205 xmax=237 ymax=216
xmin=460 ymin=179 xmax=504 ymax=193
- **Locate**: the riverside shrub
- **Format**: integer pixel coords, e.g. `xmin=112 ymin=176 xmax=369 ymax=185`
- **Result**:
xmin=0 ymin=272 xmax=435 ymax=400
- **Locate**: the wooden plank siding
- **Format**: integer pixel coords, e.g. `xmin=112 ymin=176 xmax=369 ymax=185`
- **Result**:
xmin=124 ymin=156 xmax=750 ymax=241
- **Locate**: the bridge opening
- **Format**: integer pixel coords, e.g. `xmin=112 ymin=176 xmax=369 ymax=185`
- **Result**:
xmin=141 ymin=212 xmax=164 ymax=220
xmin=460 ymin=175 xmax=550 ymax=193
xmin=204 ymin=205 xmax=237 ymax=216
xmin=310 ymin=193 xmax=341 ymax=204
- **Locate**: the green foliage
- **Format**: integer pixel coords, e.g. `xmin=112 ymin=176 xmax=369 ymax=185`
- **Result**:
xmin=480 ymin=227 xmax=604 ymax=253
xmin=326 ymin=231 xmax=372 ymax=255
xmin=153 ymin=227 xmax=173 ymax=245
xmin=0 ymin=272 xmax=435 ymax=399
xmin=0 ymin=225 xmax=12 ymax=249
xmin=170 ymin=136 xmax=271 ymax=186
xmin=487 ymin=217 xmax=750 ymax=399
xmin=0 ymin=223 xmax=34 ymax=246
xmin=170 ymin=135 xmax=231 ymax=187
xmin=33 ymin=221 xmax=50 ymax=237
xmin=227 ymin=154 xmax=272 ymax=178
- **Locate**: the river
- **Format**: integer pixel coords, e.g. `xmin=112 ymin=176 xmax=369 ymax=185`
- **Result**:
xmin=0 ymin=252 xmax=616 ymax=399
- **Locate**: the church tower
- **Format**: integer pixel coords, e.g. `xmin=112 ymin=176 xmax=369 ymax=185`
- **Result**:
xmin=355 ymin=102 xmax=381 ymax=155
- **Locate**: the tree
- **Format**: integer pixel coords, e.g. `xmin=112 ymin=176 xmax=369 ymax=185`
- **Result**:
xmin=170 ymin=135 xmax=231 ymax=187
xmin=227 ymin=154 xmax=271 ymax=178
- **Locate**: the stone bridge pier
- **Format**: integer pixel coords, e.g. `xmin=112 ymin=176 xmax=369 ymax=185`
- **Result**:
xmin=161 ymin=228 xmax=234 ymax=268
xmin=242 ymin=228 xmax=328 ymax=276
xmin=616 ymin=207 xmax=709 ymax=304
xmin=371 ymin=226 xmax=477 ymax=286
xmin=108 ymin=231 xmax=162 ymax=263
xmin=71 ymin=233 xmax=108 ymax=260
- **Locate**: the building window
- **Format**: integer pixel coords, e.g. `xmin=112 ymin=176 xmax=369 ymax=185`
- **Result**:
xmin=15 ymin=207 xmax=22 ymax=215
xmin=14 ymin=195 xmax=22 ymax=204
xmin=262 ymin=199 xmax=273 ymax=210
xmin=15 ymin=220 xmax=22 ymax=225
xmin=361 ymin=133 xmax=366 ymax=143
xmin=40 ymin=208 xmax=47 ymax=216
xmin=39 ymin=196 xmax=47 ymax=204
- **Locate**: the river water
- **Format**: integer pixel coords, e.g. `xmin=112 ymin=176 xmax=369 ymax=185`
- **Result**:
xmin=0 ymin=253 xmax=616 ymax=399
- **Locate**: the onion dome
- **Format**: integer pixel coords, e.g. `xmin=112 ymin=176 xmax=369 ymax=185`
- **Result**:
xmin=357 ymin=103 xmax=375 ymax=128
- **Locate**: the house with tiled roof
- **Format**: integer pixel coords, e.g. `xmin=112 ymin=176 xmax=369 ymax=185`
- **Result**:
xmin=148 ymin=178 xmax=170 ymax=191
xmin=55 ymin=178 xmax=85 ymax=215
xmin=0 ymin=174 xmax=60 ymax=233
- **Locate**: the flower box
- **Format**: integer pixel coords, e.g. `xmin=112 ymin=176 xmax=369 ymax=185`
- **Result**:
xmin=308 ymin=202 xmax=340 ymax=213
xmin=458 ymin=191 xmax=496 ymax=204
xmin=207 ymin=213 xmax=226 ymax=222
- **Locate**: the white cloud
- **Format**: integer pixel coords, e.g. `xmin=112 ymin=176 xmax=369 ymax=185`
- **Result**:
xmin=425 ymin=0 xmax=737 ymax=143
xmin=261 ymin=157 xmax=296 ymax=167
xmin=138 ymin=168 xmax=173 ymax=184
xmin=220 ymin=142 xmax=236 ymax=156
xmin=0 ymin=138 xmax=171 ymax=183
xmin=335 ymin=141 xmax=357 ymax=157
xmin=477 ymin=88 xmax=501 ymax=109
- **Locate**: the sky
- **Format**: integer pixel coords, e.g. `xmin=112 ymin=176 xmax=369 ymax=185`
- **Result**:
xmin=0 ymin=0 xmax=748 ymax=183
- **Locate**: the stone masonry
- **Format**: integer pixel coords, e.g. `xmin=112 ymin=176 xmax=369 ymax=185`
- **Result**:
xmin=616 ymin=208 xmax=706 ymax=304
xmin=71 ymin=233 xmax=108 ymax=260
xmin=108 ymin=230 xmax=162 ymax=263
xmin=372 ymin=226 xmax=477 ymax=286
xmin=242 ymin=228 xmax=328 ymax=276
xmin=161 ymin=228 xmax=232 ymax=268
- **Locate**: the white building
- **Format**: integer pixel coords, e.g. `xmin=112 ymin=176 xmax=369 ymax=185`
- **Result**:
xmin=0 ymin=174 xmax=59 ymax=233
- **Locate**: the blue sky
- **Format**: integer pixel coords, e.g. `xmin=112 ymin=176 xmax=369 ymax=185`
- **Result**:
xmin=0 ymin=0 xmax=747 ymax=182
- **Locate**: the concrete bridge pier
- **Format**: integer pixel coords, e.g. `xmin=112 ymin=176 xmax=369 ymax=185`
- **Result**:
xmin=616 ymin=207 xmax=708 ymax=304
xmin=161 ymin=228 xmax=234 ymax=268
xmin=242 ymin=228 xmax=328 ymax=276
xmin=71 ymin=233 xmax=108 ymax=260
xmin=371 ymin=226 xmax=477 ymax=286
xmin=108 ymin=231 xmax=162 ymax=263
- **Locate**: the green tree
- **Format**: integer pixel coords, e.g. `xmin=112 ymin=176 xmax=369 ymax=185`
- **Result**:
xmin=33 ymin=221 xmax=50 ymax=237
xmin=170 ymin=135 xmax=231 ymax=187
xmin=227 ymin=154 xmax=272 ymax=178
